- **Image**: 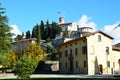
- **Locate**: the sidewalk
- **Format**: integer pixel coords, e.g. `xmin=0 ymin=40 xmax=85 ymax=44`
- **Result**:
xmin=0 ymin=73 xmax=17 ymax=79
xmin=0 ymin=73 xmax=119 ymax=79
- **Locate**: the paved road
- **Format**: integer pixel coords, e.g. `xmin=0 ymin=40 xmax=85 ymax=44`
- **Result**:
xmin=0 ymin=74 xmax=119 ymax=79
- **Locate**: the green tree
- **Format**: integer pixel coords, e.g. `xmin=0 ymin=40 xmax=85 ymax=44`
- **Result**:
xmin=14 ymin=32 xmax=24 ymax=41
xmin=51 ymin=22 xmax=62 ymax=39
xmin=31 ymin=26 xmax=35 ymax=38
xmin=26 ymin=30 xmax=31 ymax=39
xmin=36 ymin=24 xmax=41 ymax=43
xmin=14 ymin=34 xmax=22 ymax=41
xmin=24 ymin=44 xmax=45 ymax=62
xmin=14 ymin=56 xmax=37 ymax=79
xmin=7 ymin=51 xmax=16 ymax=67
xmin=13 ymin=43 xmax=46 ymax=79
xmin=63 ymin=31 xmax=69 ymax=38
xmin=13 ymin=43 xmax=45 ymax=63
xmin=45 ymin=20 xmax=51 ymax=39
xmin=0 ymin=4 xmax=12 ymax=66
xmin=46 ymin=43 xmax=54 ymax=53
xmin=31 ymin=24 xmax=41 ymax=43
xmin=40 ymin=20 xmax=45 ymax=40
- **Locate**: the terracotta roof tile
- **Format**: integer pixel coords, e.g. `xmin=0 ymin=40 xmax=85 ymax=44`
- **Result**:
xmin=14 ymin=38 xmax=37 ymax=43
xmin=112 ymin=46 xmax=120 ymax=51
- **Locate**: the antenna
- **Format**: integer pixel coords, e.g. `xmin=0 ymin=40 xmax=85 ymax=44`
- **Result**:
xmin=58 ymin=11 xmax=64 ymax=17
xmin=58 ymin=11 xmax=65 ymax=24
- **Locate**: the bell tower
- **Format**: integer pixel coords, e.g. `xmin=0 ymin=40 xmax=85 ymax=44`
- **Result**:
xmin=59 ymin=17 xmax=64 ymax=24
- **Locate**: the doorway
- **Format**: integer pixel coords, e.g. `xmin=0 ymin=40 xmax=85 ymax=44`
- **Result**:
xmin=70 ymin=60 xmax=73 ymax=73
xmin=99 ymin=65 xmax=103 ymax=74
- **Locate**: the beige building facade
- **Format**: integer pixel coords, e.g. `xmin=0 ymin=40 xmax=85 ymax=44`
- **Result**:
xmin=12 ymin=38 xmax=37 ymax=52
xmin=59 ymin=31 xmax=120 ymax=75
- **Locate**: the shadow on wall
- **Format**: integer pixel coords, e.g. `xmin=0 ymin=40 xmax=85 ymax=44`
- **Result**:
xmin=95 ymin=56 xmax=101 ymax=74
xmin=34 ymin=61 xmax=59 ymax=74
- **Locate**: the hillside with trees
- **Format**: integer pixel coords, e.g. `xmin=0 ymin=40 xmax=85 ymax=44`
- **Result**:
xmin=32 ymin=21 xmax=62 ymax=41
xmin=14 ymin=20 xmax=62 ymax=42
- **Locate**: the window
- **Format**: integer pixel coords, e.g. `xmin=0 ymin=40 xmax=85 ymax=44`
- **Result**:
xmin=75 ymin=42 xmax=77 ymax=45
xmin=82 ymin=46 xmax=87 ymax=54
xmin=59 ymin=62 xmax=62 ymax=69
xmin=70 ymin=49 xmax=72 ymax=54
xmin=106 ymin=47 xmax=109 ymax=54
xmin=65 ymin=50 xmax=68 ymax=57
xmin=59 ymin=52 xmax=62 ymax=58
xmin=83 ymin=40 xmax=85 ymax=42
xmin=75 ymin=48 xmax=78 ymax=56
xmin=70 ymin=49 xmax=73 ymax=58
xmin=70 ymin=44 xmax=72 ymax=46
xmin=98 ymin=35 xmax=101 ymax=42
xmin=66 ymin=62 xmax=67 ymax=68
xmin=76 ymin=61 xmax=78 ymax=68
xmin=84 ymin=61 xmax=87 ymax=67
xmin=107 ymin=61 xmax=110 ymax=67
xmin=65 ymin=28 xmax=67 ymax=31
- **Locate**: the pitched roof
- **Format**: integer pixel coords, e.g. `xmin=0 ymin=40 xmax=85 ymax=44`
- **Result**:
xmin=114 ymin=43 xmax=120 ymax=47
xmin=59 ymin=37 xmax=86 ymax=47
xmin=112 ymin=45 xmax=120 ymax=51
xmin=89 ymin=31 xmax=113 ymax=39
xmin=59 ymin=22 xmax=72 ymax=26
xmin=13 ymin=38 xmax=37 ymax=43
xmin=59 ymin=31 xmax=113 ymax=47
xmin=79 ymin=27 xmax=93 ymax=29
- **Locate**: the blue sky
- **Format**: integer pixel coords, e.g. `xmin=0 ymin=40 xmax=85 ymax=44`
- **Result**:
xmin=1 ymin=0 xmax=120 ymax=43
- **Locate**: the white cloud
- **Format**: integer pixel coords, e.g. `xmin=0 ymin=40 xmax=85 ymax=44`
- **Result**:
xmin=10 ymin=25 xmax=22 ymax=38
xmin=103 ymin=23 xmax=120 ymax=44
xmin=76 ymin=14 xmax=120 ymax=44
xmin=76 ymin=14 xmax=97 ymax=31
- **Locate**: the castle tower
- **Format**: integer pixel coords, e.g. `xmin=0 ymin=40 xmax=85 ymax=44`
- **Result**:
xmin=59 ymin=17 xmax=64 ymax=24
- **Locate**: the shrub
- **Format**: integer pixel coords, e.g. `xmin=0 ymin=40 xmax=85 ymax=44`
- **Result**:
xmin=13 ymin=56 xmax=37 ymax=79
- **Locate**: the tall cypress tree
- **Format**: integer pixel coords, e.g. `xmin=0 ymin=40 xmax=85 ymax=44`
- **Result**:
xmin=31 ymin=24 xmax=41 ymax=43
xmin=36 ymin=24 xmax=41 ymax=43
xmin=46 ymin=20 xmax=51 ymax=39
xmin=40 ymin=20 xmax=44 ymax=40
xmin=26 ymin=30 xmax=31 ymax=39
xmin=31 ymin=27 xmax=35 ymax=38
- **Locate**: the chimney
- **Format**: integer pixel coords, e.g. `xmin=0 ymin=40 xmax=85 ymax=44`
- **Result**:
xmin=59 ymin=17 xmax=64 ymax=24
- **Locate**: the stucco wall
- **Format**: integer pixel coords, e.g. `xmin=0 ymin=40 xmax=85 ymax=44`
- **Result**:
xmin=59 ymin=31 xmax=120 ymax=75
xmin=87 ymin=32 xmax=113 ymax=75
xmin=59 ymin=38 xmax=88 ymax=73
